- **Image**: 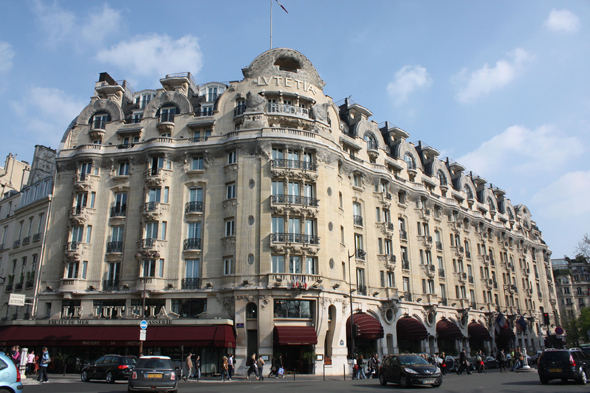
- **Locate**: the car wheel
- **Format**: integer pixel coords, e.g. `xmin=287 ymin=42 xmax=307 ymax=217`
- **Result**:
xmin=106 ymin=371 xmax=114 ymax=383
xmin=433 ymin=382 xmax=442 ymax=388
xmin=379 ymin=374 xmax=387 ymax=386
xmin=399 ymin=375 xmax=410 ymax=388
xmin=579 ymin=370 xmax=587 ymax=385
xmin=540 ymin=377 xmax=549 ymax=385
xmin=81 ymin=370 xmax=89 ymax=382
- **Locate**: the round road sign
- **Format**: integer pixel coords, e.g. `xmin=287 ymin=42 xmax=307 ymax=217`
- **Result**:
xmin=555 ymin=326 xmax=564 ymax=335
xmin=140 ymin=320 xmax=148 ymax=330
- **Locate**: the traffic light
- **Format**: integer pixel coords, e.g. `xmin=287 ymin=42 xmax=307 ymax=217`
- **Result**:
xmin=543 ymin=313 xmax=550 ymax=326
xmin=352 ymin=324 xmax=360 ymax=337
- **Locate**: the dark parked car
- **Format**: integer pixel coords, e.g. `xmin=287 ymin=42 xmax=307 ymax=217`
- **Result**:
xmin=537 ymin=348 xmax=590 ymax=384
xmin=81 ymin=354 xmax=137 ymax=383
xmin=128 ymin=356 xmax=178 ymax=393
xmin=379 ymin=354 xmax=442 ymax=388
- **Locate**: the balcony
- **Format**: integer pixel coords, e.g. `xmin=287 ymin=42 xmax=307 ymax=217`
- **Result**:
xmin=382 ymin=222 xmax=394 ymax=234
xmin=185 ymin=201 xmax=204 ymax=215
xmin=401 ymin=260 xmax=410 ymax=270
xmin=182 ymin=277 xmax=201 ymax=290
xmin=60 ymin=278 xmax=92 ymax=292
xmin=5 ymin=283 xmax=12 ymax=292
xmin=64 ymin=242 xmax=89 ymax=260
xmin=141 ymin=238 xmax=157 ymax=249
xmin=438 ymin=269 xmax=445 ymax=278
xmin=355 ymin=249 xmax=366 ymax=260
xmin=73 ymin=173 xmax=96 ymax=191
xmin=436 ymin=241 xmax=443 ymax=251
xmin=15 ymin=282 xmax=23 ymax=291
xmin=142 ymin=202 xmax=163 ymax=220
xmin=144 ymin=168 xmax=169 ymax=187
xmin=353 ymin=215 xmax=363 ymax=227
xmin=468 ymin=275 xmax=474 ymax=284
xmin=70 ymin=206 xmax=92 ymax=224
xmin=357 ymin=284 xmax=368 ymax=296
xmin=267 ymin=273 xmax=321 ymax=289
xmin=270 ymin=233 xmax=320 ymax=245
xmin=267 ymin=103 xmax=309 ymax=119
xmin=157 ymin=113 xmax=175 ymax=133
xmin=270 ymin=194 xmax=319 ymax=207
xmin=440 ymin=298 xmax=448 ymax=306
xmin=33 ymin=233 xmax=42 ymax=242
xmin=110 ymin=205 xmax=127 ymax=218
xmin=13 ymin=239 xmax=21 ymax=248
xmin=22 ymin=236 xmax=30 ymax=245
xmin=103 ymin=279 xmax=120 ymax=292
xmin=25 ymin=279 xmax=34 ymax=289
xmin=270 ymin=159 xmax=317 ymax=181
xmin=183 ymin=238 xmax=202 ymax=251
xmin=233 ymin=104 xmax=246 ymax=117
xmin=106 ymin=241 xmax=123 ymax=254
xmin=89 ymin=119 xmax=106 ymax=140
xmin=423 ymin=264 xmax=436 ymax=278
xmin=400 ymin=230 xmax=407 ymax=241
xmin=457 ymin=272 xmax=467 ymax=283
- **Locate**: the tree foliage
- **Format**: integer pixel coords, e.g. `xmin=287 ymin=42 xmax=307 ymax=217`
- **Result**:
xmin=575 ymin=234 xmax=590 ymax=261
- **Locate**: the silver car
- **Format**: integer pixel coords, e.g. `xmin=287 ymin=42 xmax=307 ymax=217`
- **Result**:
xmin=0 ymin=352 xmax=23 ymax=393
xmin=128 ymin=356 xmax=177 ymax=393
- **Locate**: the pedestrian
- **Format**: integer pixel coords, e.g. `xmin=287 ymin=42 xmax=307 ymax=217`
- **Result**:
xmin=456 ymin=348 xmax=471 ymax=375
xmin=195 ymin=355 xmax=201 ymax=380
xmin=352 ymin=355 xmax=359 ymax=379
xmin=228 ymin=354 xmax=234 ymax=379
xmin=257 ymin=355 xmax=265 ymax=381
xmin=497 ymin=348 xmax=507 ymax=373
xmin=373 ymin=353 xmax=380 ymax=378
xmin=477 ymin=350 xmax=486 ymax=373
xmin=221 ymin=356 xmax=229 ymax=381
xmin=10 ymin=346 xmax=20 ymax=366
xmin=511 ymin=347 xmax=522 ymax=372
xmin=26 ymin=350 xmax=35 ymax=376
xmin=38 ymin=347 xmax=50 ymax=383
xmin=184 ymin=353 xmax=193 ymax=381
xmin=277 ymin=354 xmax=284 ymax=378
xmin=246 ymin=354 xmax=258 ymax=380
xmin=440 ymin=352 xmax=447 ymax=375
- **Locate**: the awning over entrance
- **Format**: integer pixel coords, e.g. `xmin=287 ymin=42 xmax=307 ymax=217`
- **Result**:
xmin=0 ymin=325 xmax=236 ymax=348
xmin=396 ymin=317 xmax=428 ymax=341
xmin=436 ymin=319 xmax=464 ymax=340
xmin=468 ymin=322 xmax=491 ymax=341
xmin=346 ymin=312 xmax=384 ymax=340
xmin=273 ymin=326 xmax=318 ymax=345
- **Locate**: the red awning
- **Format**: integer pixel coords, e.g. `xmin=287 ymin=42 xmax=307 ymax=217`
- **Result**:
xmin=396 ymin=317 xmax=428 ymax=341
xmin=0 ymin=325 xmax=235 ymax=348
xmin=346 ymin=313 xmax=384 ymax=340
xmin=468 ymin=322 xmax=491 ymax=341
xmin=273 ymin=326 xmax=317 ymax=345
xmin=498 ymin=325 xmax=516 ymax=339
xmin=436 ymin=319 xmax=464 ymax=340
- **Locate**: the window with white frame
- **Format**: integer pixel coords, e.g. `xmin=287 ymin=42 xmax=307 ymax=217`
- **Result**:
xmin=306 ymin=257 xmax=317 ymax=275
xmin=226 ymin=183 xmax=236 ymax=199
xmin=227 ymin=150 xmax=237 ymax=164
xmin=272 ymin=255 xmax=285 ymax=273
xmin=118 ymin=162 xmax=129 ymax=176
xmin=224 ymin=257 xmax=234 ymax=275
xmin=66 ymin=261 xmax=79 ymax=279
xmin=191 ymin=157 xmax=204 ymax=170
xmin=225 ymin=219 xmax=235 ymax=237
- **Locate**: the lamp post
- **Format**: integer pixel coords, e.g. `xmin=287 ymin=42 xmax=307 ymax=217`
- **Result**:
xmin=348 ymin=248 xmax=366 ymax=360
xmin=135 ymin=250 xmax=160 ymax=356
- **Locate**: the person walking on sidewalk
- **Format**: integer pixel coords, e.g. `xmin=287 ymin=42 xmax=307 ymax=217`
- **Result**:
xmin=220 ymin=356 xmax=229 ymax=381
xmin=257 ymin=355 xmax=265 ymax=381
xmin=228 ymin=354 xmax=234 ymax=379
xmin=246 ymin=354 xmax=258 ymax=380
xmin=184 ymin=353 xmax=193 ymax=381
xmin=497 ymin=349 xmax=507 ymax=373
xmin=37 ymin=347 xmax=50 ymax=383
xmin=26 ymin=351 xmax=35 ymax=376
xmin=456 ymin=348 xmax=472 ymax=375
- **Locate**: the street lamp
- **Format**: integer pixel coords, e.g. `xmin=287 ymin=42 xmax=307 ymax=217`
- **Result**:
xmin=348 ymin=248 xmax=365 ymax=359
xmin=135 ymin=250 xmax=160 ymax=356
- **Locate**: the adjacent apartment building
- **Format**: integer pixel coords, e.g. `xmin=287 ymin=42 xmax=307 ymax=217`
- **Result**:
xmin=0 ymin=49 xmax=558 ymax=374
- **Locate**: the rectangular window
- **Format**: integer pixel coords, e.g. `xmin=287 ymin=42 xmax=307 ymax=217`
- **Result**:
xmin=387 ymin=272 xmax=394 ymax=287
xmin=385 ymin=239 xmax=392 ymax=255
xmin=341 ymin=226 xmax=345 ymax=244
xmin=272 ymin=181 xmax=284 ymax=195
xmin=159 ymin=259 xmax=164 ymax=278
xmin=272 ymin=255 xmax=284 ymax=273
xmin=403 ymin=277 xmax=410 ymax=292
xmin=145 ymin=222 xmax=159 ymax=239
xmin=185 ymin=259 xmax=200 ymax=278
xmin=71 ymin=226 xmax=84 ymax=243
xmin=378 ymin=238 xmax=383 ymax=254
xmin=81 ymin=261 xmax=88 ymax=279
xmin=191 ymin=157 xmax=204 ymax=170
xmin=164 ymin=187 xmax=169 ymax=203
xmin=272 ymin=216 xmax=284 ymax=234
xmin=86 ymin=226 xmax=92 ymax=243
xmin=66 ymin=261 xmax=79 ymax=279
xmin=306 ymin=257 xmax=317 ymax=275
xmin=273 ymin=299 xmax=312 ymax=319
xmin=224 ymin=258 xmax=234 ymax=275
xmin=37 ymin=214 xmax=45 ymax=233
xmin=118 ymin=162 xmax=129 ymax=176
xmin=225 ymin=220 xmax=235 ymax=237
xmin=189 ymin=187 xmax=203 ymax=203
xmin=143 ymin=259 xmax=156 ymax=277
xmin=226 ymin=183 xmax=236 ymax=199
xmin=380 ymin=271 xmax=385 ymax=287
xmin=289 ymin=256 xmax=302 ymax=273
xmin=376 ymin=207 xmax=381 ymax=222
xmin=161 ymin=222 xmax=167 ymax=240
xmin=227 ymin=150 xmax=237 ymax=164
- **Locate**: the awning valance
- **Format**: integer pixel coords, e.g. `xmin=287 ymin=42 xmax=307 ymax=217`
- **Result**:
xmin=0 ymin=325 xmax=236 ymax=348
xmin=498 ymin=325 xmax=516 ymax=339
xmin=273 ymin=326 xmax=317 ymax=345
xmin=468 ymin=322 xmax=492 ymax=341
xmin=346 ymin=312 xmax=384 ymax=340
xmin=396 ymin=317 xmax=428 ymax=341
xmin=436 ymin=319 xmax=464 ymax=340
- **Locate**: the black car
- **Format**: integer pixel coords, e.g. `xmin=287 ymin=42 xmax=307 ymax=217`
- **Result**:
xmin=537 ymin=348 xmax=590 ymax=385
xmin=379 ymin=354 xmax=443 ymax=388
xmin=81 ymin=354 xmax=137 ymax=383
xmin=128 ymin=356 xmax=178 ymax=393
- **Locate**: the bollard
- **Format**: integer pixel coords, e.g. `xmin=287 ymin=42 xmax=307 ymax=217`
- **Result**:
xmin=294 ymin=369 xmax=296 ymax=381
xmin=344 ymin=364 xmax=346 ymax=380
xmin=323 ymin=364 xmax=325 ymax=381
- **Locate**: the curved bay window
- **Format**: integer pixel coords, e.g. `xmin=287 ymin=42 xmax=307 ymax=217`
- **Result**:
xmin=273 ymin=299 xmax=312 ymax=319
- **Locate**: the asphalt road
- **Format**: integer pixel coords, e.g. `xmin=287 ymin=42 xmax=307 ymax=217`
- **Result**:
xmin=22 ymin=369 xmax=590 ymax=393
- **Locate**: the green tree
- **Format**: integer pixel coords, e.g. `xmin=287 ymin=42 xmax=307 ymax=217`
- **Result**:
xmin=562 ymin=317 xmax=582 ymax=347
xmin=578 ymin=307 xmax=590 ymax=344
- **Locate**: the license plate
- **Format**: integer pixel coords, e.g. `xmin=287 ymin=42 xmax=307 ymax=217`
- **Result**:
xmin=423 ymin=379 xmax=435 ymax=384
xmin=549 ymin=368 xmax=562 ymax=373
xmin=146 ymin=373 xmax=162 ymax=379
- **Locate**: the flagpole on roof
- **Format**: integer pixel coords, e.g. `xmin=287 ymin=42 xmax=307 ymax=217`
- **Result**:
xmin=270 ymin=0 xmax=273 ymax=49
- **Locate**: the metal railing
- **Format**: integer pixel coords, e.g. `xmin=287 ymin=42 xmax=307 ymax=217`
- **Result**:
xmin=23 ymin=236 xmax=30 ymax=245
xmin=65 ymin=242 xmax=80 ymax=251
xmin=436 ymin=241 xmax=443 ymax=251
xmin=191 ymin=135 xmax=209 ymax=143
xmin=356 ymin=249 xmax=366 ymax=260
xmin=271 ymin=159 xmax=315 ymax=171
xmin=185 ymin=201 xmax=204 ymax=213
xmin=270 ymin=233 xmax=320 ymax=245
xmin=353 ymin=215 xmax=363 ymax=226
xmin=160 ymin=112 xmax=175 ymax=123
xmin=92 ymin=119 xmax=106 ymax=130
xmin=183 ymin=238 xmax=202 ymax=251
xmin=106 ymin=241 xmax=123 ymax=253
xmin=141 ymin=238 xmax=156 ymax=248
xmin=13 ymin=239 xmax=20 ymax=248
xmin=33 ymin=233 xmax=42 ymax=242
xmin=103 ymin=279 xmax=120 ymax=291
xmin=182 ymin=277 xmax=200 ymax=290
xmin=111 ymin=205 xmax=127 ymax=217
xmin=271 ymin=194 xmax=319 ymax=206
xmin=144 ymin=202 xmax=160 ymax=212
xmin=439 ymin=269 xmax=445 ymax=278
xmin=267 ymin=103 xmax=309 ymax=118
xmin=402 ymin=260 xmax=410 ymax=270
xmin=357 ymin=285 xmax=367 ymax=296
xmin=400 ymin=230 xmax=407 ymax=240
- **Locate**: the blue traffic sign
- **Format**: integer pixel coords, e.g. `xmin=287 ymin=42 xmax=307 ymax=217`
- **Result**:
xmin=140 ymin=320 xmax=148 ymax=330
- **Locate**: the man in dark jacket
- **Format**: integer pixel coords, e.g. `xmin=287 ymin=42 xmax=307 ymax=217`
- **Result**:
xmin=456 ymin=348 xmax=472 ymax=375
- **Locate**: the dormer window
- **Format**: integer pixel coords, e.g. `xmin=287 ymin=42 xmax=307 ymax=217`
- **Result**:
xmin=463 ymin=184 xmax=473 ymax=199
xmin=437 ymin=170 xmax=447 ymax=186
xmin=207 ymin=87 xmax=218 ymax=102
xmin=404 ymin=153 xmax=416 ymax=170
xmin=91 ymin=112 xmax=109 ymax=130
xmin=160 ymin=106 xmax=177 ymax=123
xmin=364 ymin=133 xmax=377 ymax=150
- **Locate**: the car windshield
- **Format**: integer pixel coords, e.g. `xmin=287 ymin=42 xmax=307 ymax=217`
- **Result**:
xmin=399 ymin=355 xmax=429 ymax=365
xmin=123 ymin=357 xmax=137 ymax=365
xmin=136 ymin=358 xmax=172 ymax=369
xmin=540 ymin=352 xmax=569 ymax=361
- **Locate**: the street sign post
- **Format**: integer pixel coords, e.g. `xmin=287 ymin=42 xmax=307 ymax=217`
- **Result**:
xmin=8 ymin=294 xmax=26 ymax=306
xmin=139 ymin=330 xmax=146 ymax=341
xmin=140 ymin=320 xmax=148 ymax=330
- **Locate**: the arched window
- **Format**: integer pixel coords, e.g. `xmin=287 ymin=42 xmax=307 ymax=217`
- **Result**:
xmin=159 ymin=105 xmax=178 ymax=123
xmin=404 ymin=153 xmax=416 ymax=170
xmin=90 ymin=111 xmax=111 ymax=130
xmin=364 ymin=132 xmax=377 ymax=150
xmin=487 ymin=197 xmax=496 ymax=212
xmin=508 ymin=208 xmax=515 ymax=221
xmin=577 ymin=287 xmax=583 ymax=295
xmin=463 ymin=184 xmax=473 ymax=199
xmin=246 ymin=302 xmax=257 ymax=319
xmin=437 ymin=170 xmax=447 ymax=186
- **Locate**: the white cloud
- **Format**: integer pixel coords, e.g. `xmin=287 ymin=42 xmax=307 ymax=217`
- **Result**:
xmin=11 ymin=87 xmax=86 ymax=149
xmin=387 ymin=65 xmax=432 ymax=106
xmin=32 ymin=1 xmax=123 ymax=49
xmin=532 ymin=171 xmax=590 ymax=219
xmin=456 ymin=124 xmax=583 ymax=178
xmin=0 ymin=41 xmax=14 ymax=73
xmin=455 ymin=48 xmax=534 ymax=103
xmin=544 ymin=9 xmax=581 ymax=33
xmin=96 ymin=34 xmax=203 ymax=80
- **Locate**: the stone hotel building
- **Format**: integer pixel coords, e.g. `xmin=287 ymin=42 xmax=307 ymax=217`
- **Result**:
xmin=0 ymin=48 xmax=558 ymax=374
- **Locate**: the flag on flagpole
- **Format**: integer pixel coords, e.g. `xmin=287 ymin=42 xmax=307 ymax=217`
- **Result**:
xmin=517 ymin=315 xmax=527 ymax=332
xmin=495 ymin=312 xmax=508 ymax=333
xmin=276 ymin=0 xmax=288 ymax=13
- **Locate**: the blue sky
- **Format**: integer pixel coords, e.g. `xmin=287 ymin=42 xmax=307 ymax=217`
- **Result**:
xmin=0 ymin=1 xmax=589 ymax=258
